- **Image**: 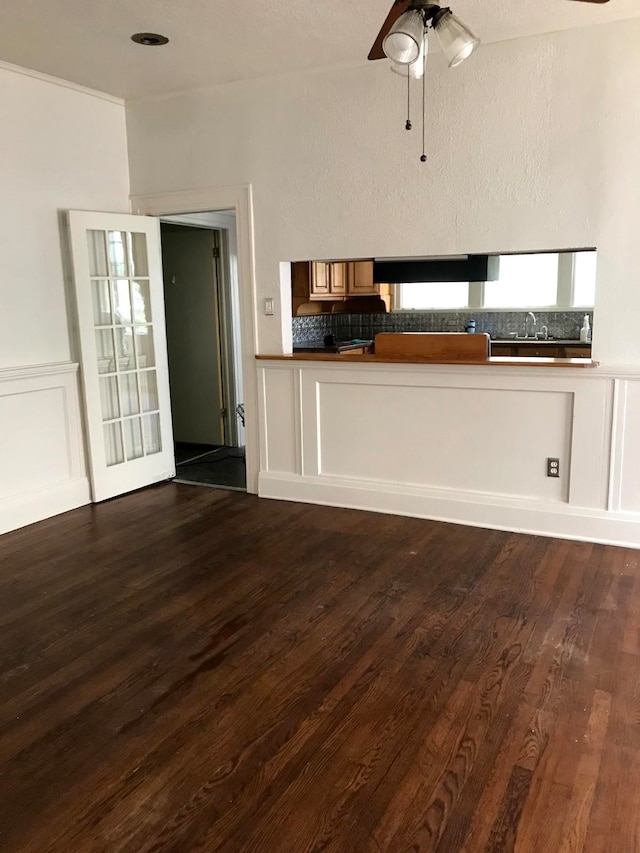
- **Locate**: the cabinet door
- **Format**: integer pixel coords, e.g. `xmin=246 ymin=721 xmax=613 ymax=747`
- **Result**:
xmin=516 ymin=345 xmax=561 ymax=358
xmin=347 ymin=261 xmax=377 ymax=295
xmin=491 ymin=344 xmax=517 ymax=357
xmin=563 ymin=346 xmax=591 ymax=358
xmin=329 ymin=262 xmax=347 ymax=295
xmin=310 ymin=262 xmax=330 ymax=298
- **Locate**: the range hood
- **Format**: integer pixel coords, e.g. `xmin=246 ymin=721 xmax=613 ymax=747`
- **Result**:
xmin=374 ymin=255 xmax=500 ymax=284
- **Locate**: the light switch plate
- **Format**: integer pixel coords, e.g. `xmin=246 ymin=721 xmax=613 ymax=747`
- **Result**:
xmin=264 ymin=298 xmax=274 ymax=316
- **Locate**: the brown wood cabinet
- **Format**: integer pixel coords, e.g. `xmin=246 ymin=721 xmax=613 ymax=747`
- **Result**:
xmin=491 ymin=342 xmax=592 ymax=359
xmin=346 ymin=261 xmax=376 ymax=295
xmin=292 ymin=260 xmax=390 ymax=314
xmin=309 ymin=262 xmax=330 ymax=297
xmin=309 ymin=262 xmax=347 ymax=300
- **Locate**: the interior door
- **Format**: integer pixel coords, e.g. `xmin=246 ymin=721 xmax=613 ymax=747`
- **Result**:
xmin=160 ymin=225 xmax=225 ymax=447
xmin=67 ymin=210 xmax=175 ymax=502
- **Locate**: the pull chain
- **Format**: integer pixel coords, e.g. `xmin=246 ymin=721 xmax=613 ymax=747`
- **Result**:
xmin=420 ymin=27 xmax=427 ymax=162
xmin=405 ymin=64 xmax=412 ymax=130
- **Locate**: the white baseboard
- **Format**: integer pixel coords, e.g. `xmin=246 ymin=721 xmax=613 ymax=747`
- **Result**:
xmin=259 ymin=471 xmax=640 ymax=549
xmin=0 ymin=477 xmax=91 ymax=536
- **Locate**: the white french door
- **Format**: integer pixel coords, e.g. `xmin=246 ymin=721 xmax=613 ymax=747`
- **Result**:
xmin=67 ymin=210 xmax=175 ymax=501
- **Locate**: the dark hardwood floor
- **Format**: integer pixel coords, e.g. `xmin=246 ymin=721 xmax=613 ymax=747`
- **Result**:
xmin=1 ymin=484 xmax=639 ymax=852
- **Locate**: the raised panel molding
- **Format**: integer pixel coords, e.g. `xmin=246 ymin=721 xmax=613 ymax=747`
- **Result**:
xmin=0 ymin=362 xmax=90 ymax=535
xmin=617 ymin=379 xmax=640 ymax=514
xmin=258 ymin=361 xmax=640 ymax=548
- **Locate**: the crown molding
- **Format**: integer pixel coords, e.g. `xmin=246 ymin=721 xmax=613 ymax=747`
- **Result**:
xmin=0 ymin=58 xmax=124 ymax=106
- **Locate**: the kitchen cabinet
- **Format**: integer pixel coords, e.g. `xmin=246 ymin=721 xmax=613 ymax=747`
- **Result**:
xmin=309 ymin=262 xmax=329 ymax=297
xmin=346 ymin=261 xmax=376 ymax=295
xmin=292 ymin=260 xmax=389 ymax=313
xmin=491 ymin=342 xmax=591 ymax=358
xmin=309 ymin=262 xmax=347 ymax=300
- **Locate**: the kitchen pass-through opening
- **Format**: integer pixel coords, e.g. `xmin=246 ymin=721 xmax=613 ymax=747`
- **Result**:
xmin=160 ymin=213 xmax=246 ymax=491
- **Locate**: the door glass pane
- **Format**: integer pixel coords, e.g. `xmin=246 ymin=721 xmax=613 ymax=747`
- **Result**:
xmin=112 ymin=280 xmax=132 ymax=324
xmin=143 ymin=413 xmax=162 ymax=455
xmin=104 ymin=422 xmax=124 ymax=466
xmin=115 ymin=327 xmax=135 ymax=371
xmin=139 ymin=370 xmax=159 ymax=412
xmin=95 ymin=329 xmax=116 ymax=374
xmin=124 ymin=417 xmax=144 ymax=460
xmin=120 ymin=373 xmax=140 ymax=417
xmin=92 ymin=280 xmax=112 ymax=325
xmin=87 ymin=230 xmax=108 ymax=277
xmin=134 ymin=326 xmax=155 ymax=368
xmin=100 ymin=376 xmax=120 ymax=421
xmin=132 ymin=280 xmax=152 ymax=324
xmin=108 ymin=231 xmax=128 ymax=277
xmin=129 ymin=233 xmax=149 ymax=277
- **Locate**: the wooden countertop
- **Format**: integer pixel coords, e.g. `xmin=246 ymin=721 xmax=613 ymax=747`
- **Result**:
xmin=256 ymin=353 xmax=599 ymax=368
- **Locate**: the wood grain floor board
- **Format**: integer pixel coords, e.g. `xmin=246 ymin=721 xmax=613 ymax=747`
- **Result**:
xmin=1 ymin=484 xmax=638 ymax=852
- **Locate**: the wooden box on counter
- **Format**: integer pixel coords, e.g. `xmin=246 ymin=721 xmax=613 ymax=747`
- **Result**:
xmin=374 ymin=332 xmax=491 ymax=362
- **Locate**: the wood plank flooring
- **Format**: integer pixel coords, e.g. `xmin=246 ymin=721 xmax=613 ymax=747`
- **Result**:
xmin=1 ymin=484 xmax=639 ymax=852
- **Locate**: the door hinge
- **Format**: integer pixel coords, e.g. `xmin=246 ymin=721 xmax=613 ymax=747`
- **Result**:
xmin=221 ymin=408 xmax=227 ymax=419
xmin=212 ymin=247 xmax=220 ymax=259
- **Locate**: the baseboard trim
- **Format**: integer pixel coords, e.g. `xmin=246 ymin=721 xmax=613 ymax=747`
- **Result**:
xmin=259 ymin=472 xmax=640 ymax=548
xmin=0 ymin=478 xmax=91 ymax=536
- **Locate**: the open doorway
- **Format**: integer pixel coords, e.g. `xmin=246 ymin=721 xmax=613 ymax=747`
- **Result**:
xmin=160 ymin=212 xmax=246 ymax=491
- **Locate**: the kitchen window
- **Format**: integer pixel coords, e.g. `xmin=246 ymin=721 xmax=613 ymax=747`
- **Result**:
xmin=393 ymin=250 xmax=596 ymax=311
xmin=398 ymin=281 xmax=469 ymax=310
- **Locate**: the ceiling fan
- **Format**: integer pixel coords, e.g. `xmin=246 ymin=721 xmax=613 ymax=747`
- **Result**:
xmin=368 ymin=0 xmax=608 ymax=161
xmin=369 ymin=0 xmax=610 ymax=62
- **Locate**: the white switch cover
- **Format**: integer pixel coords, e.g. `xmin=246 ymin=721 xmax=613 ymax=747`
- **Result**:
xmin=264 ymin=298 xmax=275 ymax=315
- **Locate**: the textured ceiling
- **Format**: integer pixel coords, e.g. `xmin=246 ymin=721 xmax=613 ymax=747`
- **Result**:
xmin=1 ymin=0 xmax=639 ymax=99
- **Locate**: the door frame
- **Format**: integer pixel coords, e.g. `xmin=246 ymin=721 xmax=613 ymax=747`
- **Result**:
xmin=160 ymin=213 xmax=244 ymax=449
xmin=130 ymin=185 xmax=259 ymax=494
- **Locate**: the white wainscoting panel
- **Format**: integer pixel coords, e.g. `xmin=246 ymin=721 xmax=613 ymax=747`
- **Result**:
xmin=258 ymin=361 xmax=640 ymax=547
xmin=618 ymin=379 xmax=640 ymax=513
xmin=315 ymin=382 xmax=572 ymax=502
xmin=258 ymin=365 xmax=300 ymax=475
xmin=0 ymin=363 xmax=89 ymax=535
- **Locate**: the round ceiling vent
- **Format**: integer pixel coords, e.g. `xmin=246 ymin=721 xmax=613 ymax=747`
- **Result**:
xmin=131 ymin=33 xmax=169 ymax=46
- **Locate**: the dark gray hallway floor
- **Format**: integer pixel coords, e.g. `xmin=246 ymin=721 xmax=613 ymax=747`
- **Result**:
xmin=174 ymin=443 xmax=246 ymax=491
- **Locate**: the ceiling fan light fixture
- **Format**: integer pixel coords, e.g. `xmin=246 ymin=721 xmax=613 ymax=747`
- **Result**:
xmin=433 ymin=10 xmax=479 ymax=68
xmin=390 ymin=35 xmax=427 ymax=79
xmin=382 ymin=8 xmax=425 ymax=65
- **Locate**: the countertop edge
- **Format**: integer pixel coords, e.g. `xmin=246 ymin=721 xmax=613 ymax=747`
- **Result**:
xmin=256 ymin=354 xmax=599 ymax=369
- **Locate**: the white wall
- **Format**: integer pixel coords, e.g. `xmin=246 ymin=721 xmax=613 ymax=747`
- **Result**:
xmin=0 ymin=62 xmax=131 ymax=533
xmin=126 ymin=18 xmax=640 ymax=366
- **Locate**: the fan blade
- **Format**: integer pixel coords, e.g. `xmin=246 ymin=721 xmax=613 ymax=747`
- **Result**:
xmin=368 ymin=0 xmax=411 ymax=60
xmin=567 ymin=0 xmax=610 ymax=3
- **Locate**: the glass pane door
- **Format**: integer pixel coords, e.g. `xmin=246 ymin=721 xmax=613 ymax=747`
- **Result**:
xmin=68 ymin=211 xmax=174 ymax=501
xmin=89 ymin=230 xmax=161 ymax=466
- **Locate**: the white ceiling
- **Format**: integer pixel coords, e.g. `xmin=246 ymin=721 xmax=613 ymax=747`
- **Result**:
xmin=1 ymin=0 xmax=639 ymax=100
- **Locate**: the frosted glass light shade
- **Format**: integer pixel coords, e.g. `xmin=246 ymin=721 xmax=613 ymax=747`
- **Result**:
xmin=383 ymin=9 xmax=424 ymax=65
xmin=390 ymin=35 xmax=427 ymax=79
xmin=434 ymin=11 xmax=479 ymax=68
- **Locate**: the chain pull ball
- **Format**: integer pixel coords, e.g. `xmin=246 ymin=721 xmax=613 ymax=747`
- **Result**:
xmin=405 ymin=64 xmax=412 ymax=130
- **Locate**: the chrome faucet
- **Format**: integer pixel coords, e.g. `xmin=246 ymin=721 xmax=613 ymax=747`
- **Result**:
xmin=524 ymin=311 xmax=537 ymax=338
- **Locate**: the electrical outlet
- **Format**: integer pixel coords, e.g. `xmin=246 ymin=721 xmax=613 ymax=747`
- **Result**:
xmin=547 ymin=457 xmax=560 ymax=478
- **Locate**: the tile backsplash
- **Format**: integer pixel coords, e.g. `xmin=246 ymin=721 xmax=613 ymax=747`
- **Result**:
xmin=292 ymin=310 xmax=593 ymax=344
